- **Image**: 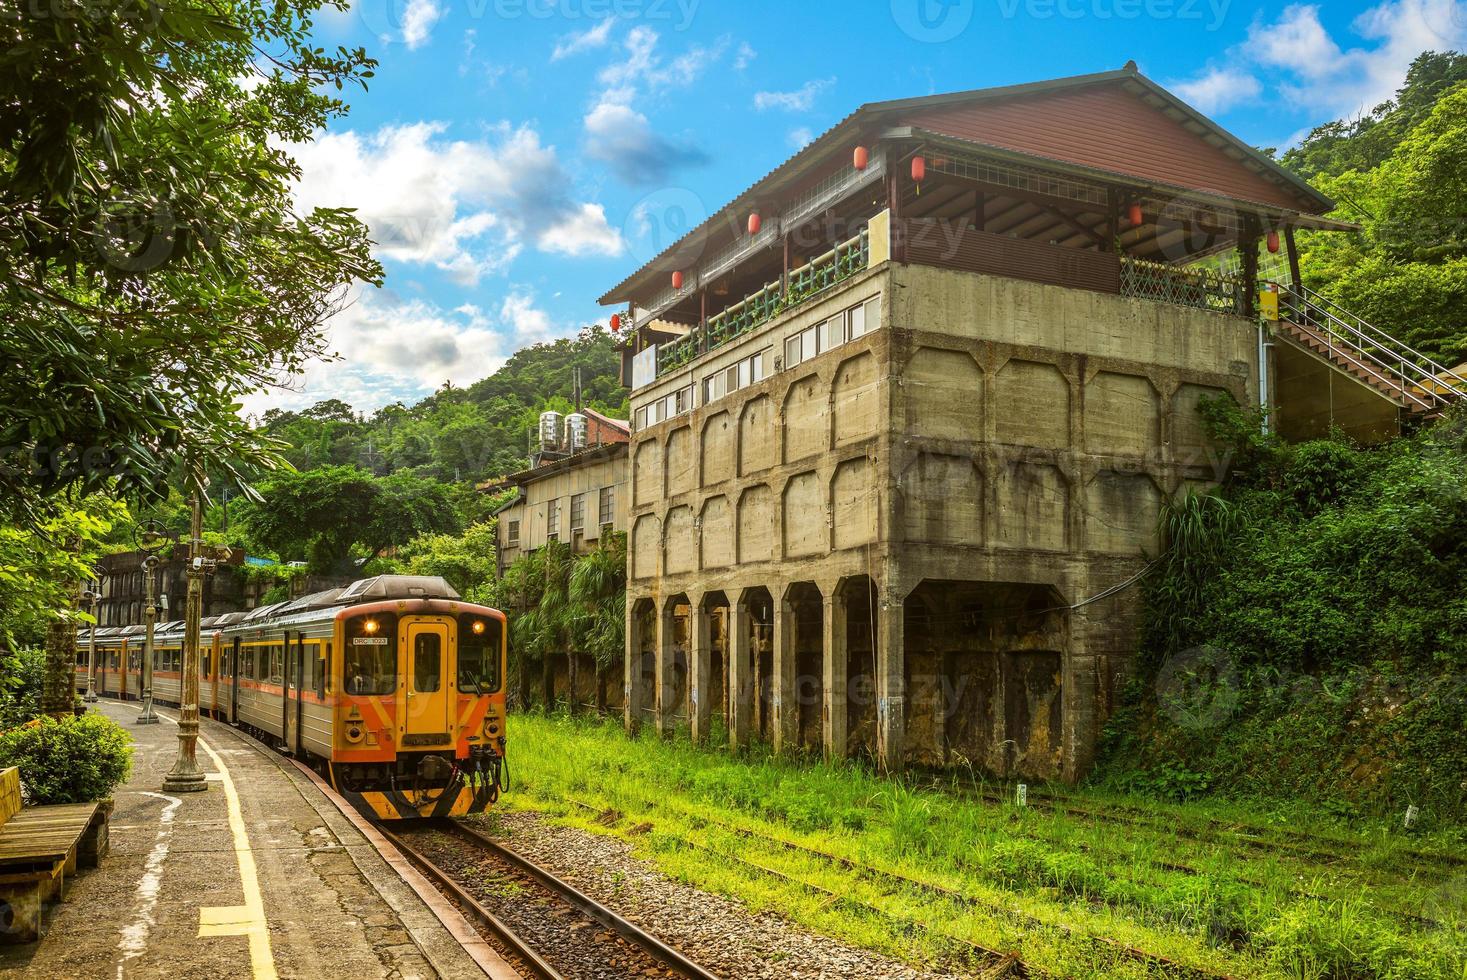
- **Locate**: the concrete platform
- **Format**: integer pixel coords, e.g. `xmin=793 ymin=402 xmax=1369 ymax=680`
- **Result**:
xmin=0 ymin=700 xmax=491 ymax=980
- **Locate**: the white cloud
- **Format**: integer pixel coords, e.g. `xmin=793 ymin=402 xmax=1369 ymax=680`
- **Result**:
xmin=788 ymin=127 xmax=814 ymax=149
xmin=291 ymin=122 xmax=622 ymax=284
xmin=242 ymin=287 xmax=589 ymax=414
xmin=1241 ymin=1 xmax=1467 ymax=120
xmin=581 ymin=27 xmax=726 ymax=185
xmin=1170 ymin=67 xmax=1264 ymax=114
xmin=734 ymin=42 xmax=757 ymax=71
xmin=401 ymin=0 xmax=441 ymax=49
xmin=754 ymin=77 xmax=835 ymax=112
xmin=552 ymin=18 xmax=614 ymax=60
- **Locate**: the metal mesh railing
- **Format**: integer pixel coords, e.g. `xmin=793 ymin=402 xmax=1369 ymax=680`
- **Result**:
xmin=1120 ymin=256 xmax=1246 ymax=316
xmin=660 ymin=228 xmax=870 ymax=378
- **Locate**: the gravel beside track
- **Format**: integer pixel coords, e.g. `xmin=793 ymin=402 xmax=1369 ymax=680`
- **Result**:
xmin=398 ymin=826 xmax=675 ymax=980
xmin=468 ymin=809 xmax=971 ymax=980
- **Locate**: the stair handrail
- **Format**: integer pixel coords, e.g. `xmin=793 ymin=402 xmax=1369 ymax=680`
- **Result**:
xmin=1291 ymin=283 xmax=1467 ymax=392
xmin=1276 ymin=283 xmax=1467 ymax=412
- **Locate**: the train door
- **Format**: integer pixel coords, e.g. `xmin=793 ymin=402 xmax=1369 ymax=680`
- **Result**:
xmin=282 ymin=631 xmax=297 ymax=751
xmin=293 ymin=636 xmax=305 ymax=756
xmin=402 ymin=619 xmax=451 ymax=745
xmin=229 ymin=638 xmax=240 ymax=723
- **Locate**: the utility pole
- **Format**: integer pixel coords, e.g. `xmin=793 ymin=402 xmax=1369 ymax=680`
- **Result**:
xmin=163 ymin=481 xmax=211 ymax=793
xmin=81 ymin=586 xmax=99 ymax=703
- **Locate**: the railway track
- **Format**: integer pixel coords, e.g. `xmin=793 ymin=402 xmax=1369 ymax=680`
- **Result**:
xmin=379 ymin=818 xmax=723 ymax=980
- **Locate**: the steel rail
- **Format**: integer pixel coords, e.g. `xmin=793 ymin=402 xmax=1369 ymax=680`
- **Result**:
xmin=436 ymin=818 xmax=725 ymax=980
xmin=375 ymin=822 xmax=567 ymax=980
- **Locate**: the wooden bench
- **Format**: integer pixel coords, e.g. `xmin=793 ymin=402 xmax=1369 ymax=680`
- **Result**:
xmin=0 ymin=767 xmax=109 ymax=943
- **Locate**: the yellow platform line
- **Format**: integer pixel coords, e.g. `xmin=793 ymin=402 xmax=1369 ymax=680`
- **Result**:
xmin=197 ymin=735 xmax=278 ymax=980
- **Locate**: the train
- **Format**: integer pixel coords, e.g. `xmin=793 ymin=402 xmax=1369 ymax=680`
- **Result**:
xmin=74 ymin=575 xmax=507 ymax=820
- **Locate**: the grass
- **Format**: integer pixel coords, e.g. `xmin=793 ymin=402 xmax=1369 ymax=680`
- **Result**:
xmin=476 ymin=711 xmax=1467 ymax=980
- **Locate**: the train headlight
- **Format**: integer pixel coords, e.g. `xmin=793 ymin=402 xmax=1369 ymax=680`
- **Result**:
xmin=345 ymin=725 xmax=365 ymax=743
xmin=363 ymin=619 xmax=379 ymax=635
xmin=471 ymin=620 xmax=485 ymax=635
xmin=482 ymin=717 xmax=500 ymax=737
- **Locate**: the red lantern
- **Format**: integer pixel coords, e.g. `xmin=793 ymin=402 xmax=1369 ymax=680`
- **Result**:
xmin=610 ymin=313 xmax=621 ymax=333
xmin=911 ymin=155 xmax=926 ymax=183
xmin=1267 ymin=230 xmax=1281 ymax=254
xmin=1128 ymin=202 xmax=1144 ymax=228
xmin=672 ymin=270 xmax=684 ymax=290
xmin=748 ymin=212 xmax=761 ymax=235
xmin=853 ymin=145 xmax=869 ymax=171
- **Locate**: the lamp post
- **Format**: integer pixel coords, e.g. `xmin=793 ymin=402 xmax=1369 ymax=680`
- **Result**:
xmin=134 ymin=519 xmax=169 ymax=726
xmin=137 ymin=555 xmax=161 ymax=725
xmin=163 ymin=483 xmax=211 ymax=793
xmin=81 ymin=587 xmax=99 ymax=703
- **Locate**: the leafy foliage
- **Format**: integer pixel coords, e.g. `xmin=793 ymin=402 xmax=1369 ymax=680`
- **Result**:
xmin=0 ymin=498 xmax=124 ymax=649
xmin=388 ymin=521 xmax=499 ymax=602
xmin=0 ymin=713 xmax=133 ymax=804
xmin=256 ymin=327 xmax=626 ymax=484
xmin=243 ymin=465 xmax=460 ymax=575
xmin=1 ymin=0 xmax=381 ymax=527
xmin=1283 ymin=52 xmax=1467 ymax=365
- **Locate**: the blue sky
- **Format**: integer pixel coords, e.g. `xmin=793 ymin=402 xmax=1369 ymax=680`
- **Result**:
xmin=257 ymin=0 xmax=1467 ymax=414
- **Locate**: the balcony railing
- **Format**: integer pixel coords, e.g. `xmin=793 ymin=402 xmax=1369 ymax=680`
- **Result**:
xmin=1120 ymin=256 xmax=1246 ymax=316
xmin=655 ymin=228 xmax=870 ymax=378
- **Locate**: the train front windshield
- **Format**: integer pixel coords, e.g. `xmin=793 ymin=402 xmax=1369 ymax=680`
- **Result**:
xmin=457 ymin=614 xmax=502 ymax=694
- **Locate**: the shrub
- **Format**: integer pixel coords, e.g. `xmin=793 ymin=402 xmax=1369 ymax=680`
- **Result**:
xmin=1285 ymin=439 xmax=1365 ymax=513
xmin=0 ymin=647 xmax=46 ymax=729
xmin=0 ymin=713 xmax=133 ymax=803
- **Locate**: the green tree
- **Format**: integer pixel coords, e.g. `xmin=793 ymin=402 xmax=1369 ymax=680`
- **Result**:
xmin=1 ymin=0 xmax=381 ymax=527
xmin=390 ymin=522 xmax=498 ymax=600
xmin=244 ymin=465 xmax=460 ymax=575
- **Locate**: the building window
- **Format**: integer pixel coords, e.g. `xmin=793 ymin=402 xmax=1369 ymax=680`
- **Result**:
xmin=570 ymin=494 xmax=586 ymax=533
xmin=783 ymin=295 xmax=880 ymax=369
xmin=547 ymin=500 xmax=560 ymax=540
xmin=599 ymin=486 xmax=615 ymax=527
xmin=506 ymin=519 xmax=520 ymax=547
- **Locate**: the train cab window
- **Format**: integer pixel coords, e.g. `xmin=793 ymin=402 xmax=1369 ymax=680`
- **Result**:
xmin=344 ymin=613 xmax=398 ymax=696
xmin=457 ymin=614 xmax=502 ymax=694
xmin=412 ymin=634 xmax=441 ymax=693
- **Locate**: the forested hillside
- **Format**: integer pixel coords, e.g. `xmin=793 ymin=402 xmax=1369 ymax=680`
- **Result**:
xmin=1284 ymin=52 xmax=1467 ymax=365
xmin=1096 ymin=53 xmax=1467 ymax=821
xmin=258 ymin=325 xmax=624 ymax=484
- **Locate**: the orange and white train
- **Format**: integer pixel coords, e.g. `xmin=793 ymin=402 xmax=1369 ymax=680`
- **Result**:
xmin=76 ymin=575 xmax=506 ymax=819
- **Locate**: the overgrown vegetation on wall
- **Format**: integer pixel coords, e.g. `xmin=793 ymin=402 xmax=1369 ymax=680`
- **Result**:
xmin=1095 ymin=399 xmax=1467 ymax=817
xmin=492 ymin=534 xmax=627 ymax=710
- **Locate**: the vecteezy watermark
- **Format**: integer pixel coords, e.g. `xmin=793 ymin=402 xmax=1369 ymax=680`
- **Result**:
xmin=358 ymin=0 xmax=699 ymax=41
xmin=1155 ymin=644 xmax=1240 ymax=730
xmin=622 ymin=186 xmax=709 ymax=268
xmin=890 ymin=0 xmax=975 ymax=42
xmin=892 ymin=0 xmax=1231 ymax=40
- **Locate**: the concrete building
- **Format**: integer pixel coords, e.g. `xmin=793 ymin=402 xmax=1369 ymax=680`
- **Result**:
xmin=599 ymin=65 xmax=1467 ymax=780
xmin=94 ymin=549 xmax=319 ymax=627
xmin=485 ymin=407 xmax=631 ymax=573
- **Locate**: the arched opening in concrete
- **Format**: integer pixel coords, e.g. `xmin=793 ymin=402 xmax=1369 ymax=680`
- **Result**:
xmin=903 ymin=580 xmax=1067 ymax=779
xmin=740 ymin=586 xmax=775 ymax=743
xmin=841 ymin=576 xmax=878 ymax=760
xmin=699 ymin=591 xmax=731 ymax=741
xmin=630 ymin=598 xmax=657 ymax=727
xmin=662 ymin=593 xmax=691 ymax=730
xmin=785 ymin=581 xmax=824 ymax=754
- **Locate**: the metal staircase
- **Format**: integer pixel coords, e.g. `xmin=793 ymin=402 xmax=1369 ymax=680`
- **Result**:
xmin=1274 ymin=282 xmax=1467 ymax=418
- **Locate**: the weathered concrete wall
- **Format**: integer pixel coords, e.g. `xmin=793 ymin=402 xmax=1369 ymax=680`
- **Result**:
xmin=496 ymin=448 xmax=629 ymax=567
xmin=625 ymin=259 xmax=1259 ymax=780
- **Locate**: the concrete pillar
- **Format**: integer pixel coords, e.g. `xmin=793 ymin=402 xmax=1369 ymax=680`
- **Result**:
xmin=876 ymin=589 xmax=905 ymax=772
xmin=689 ymin=596 xmax=712 ymax=744
xmin=655 ymin=597 xmax=676 ymax=737
xmin=624 ymin=599 xmax=644 ymax=733
xmin=771 ymin=590 xmax=796 ymax=755
xmin=821 ymin=585 xmax=848 ymax=761
xmin=727 ymin=599 xmax=752 ymax=750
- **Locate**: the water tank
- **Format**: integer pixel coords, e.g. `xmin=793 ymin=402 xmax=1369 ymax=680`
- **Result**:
xmin=565 ymin=413 xmax=588 ymax=452
xmin=538 ymin=411 xmax=564 ymax=453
